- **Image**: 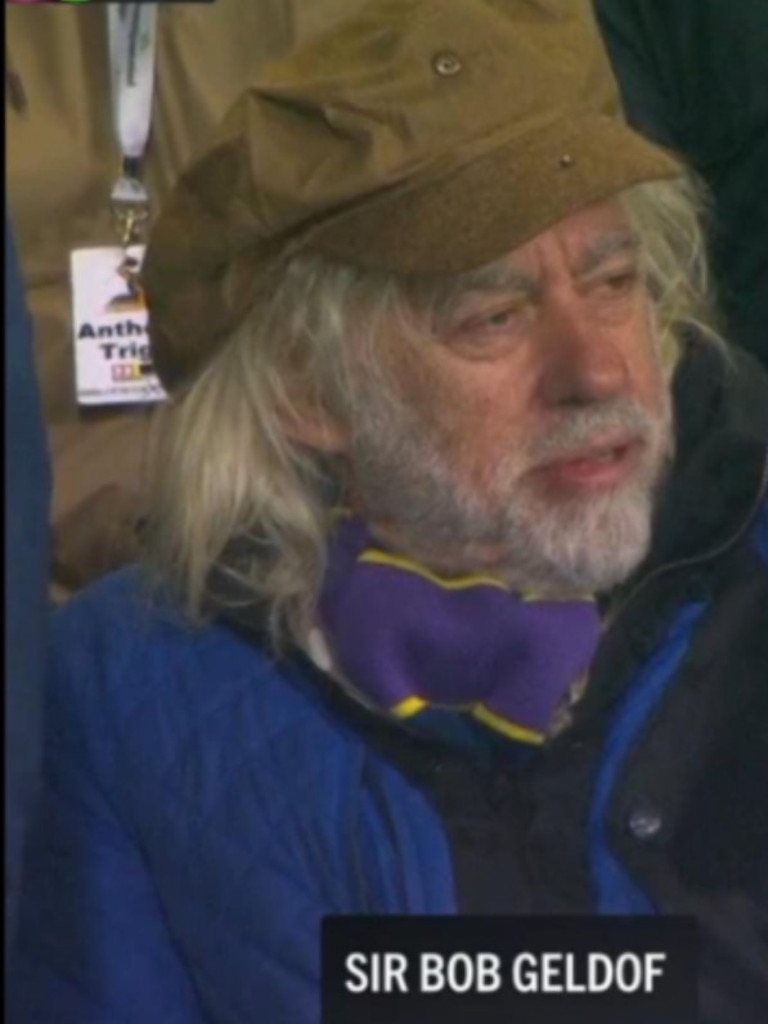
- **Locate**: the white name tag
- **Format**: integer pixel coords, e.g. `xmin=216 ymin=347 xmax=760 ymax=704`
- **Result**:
xmin=70 ymin=246 xmax=166 ymax=406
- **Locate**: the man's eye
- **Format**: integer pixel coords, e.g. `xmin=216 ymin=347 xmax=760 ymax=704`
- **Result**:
xmin=600 ymin=269 xmax=639 ymax=294
xmin=463 ymin=305 xmax=525 ymax=332
xmin=481 ymin=308 xmax=518 ymax=328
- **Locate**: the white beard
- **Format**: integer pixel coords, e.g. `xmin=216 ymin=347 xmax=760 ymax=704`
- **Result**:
xmin=348 ymin=384 xmax=673 ymax=595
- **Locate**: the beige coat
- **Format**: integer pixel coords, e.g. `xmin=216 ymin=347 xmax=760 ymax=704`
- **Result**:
xmin=6 ymin=0 xmax=359 ymax=596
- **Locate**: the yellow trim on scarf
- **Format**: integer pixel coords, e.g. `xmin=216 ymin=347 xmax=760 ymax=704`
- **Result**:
xmin=359 ymin=548 xmax=593 ymax=605
xmin=391 ymin=695 xmax=429 ymax=717
xmin=331 ymin=510 xmax=595 ymax=604
xmin=472 ymin=704 xmax=545 ymax=745
xmin=390 ymin=694 xmax=546 ymax=746
xmin=360 ymin=549 xmax=511 ymax=593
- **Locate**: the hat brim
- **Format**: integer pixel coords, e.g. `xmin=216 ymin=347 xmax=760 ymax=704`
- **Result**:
xmin=300 ymin=110 xmax=683 ymax=276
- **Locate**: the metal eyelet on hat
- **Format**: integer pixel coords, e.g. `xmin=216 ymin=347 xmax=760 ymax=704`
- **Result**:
xmin=432 ymin=51 xmax=463 ymax=77
xmin=559 ymin=154 xmax=576 ymax=169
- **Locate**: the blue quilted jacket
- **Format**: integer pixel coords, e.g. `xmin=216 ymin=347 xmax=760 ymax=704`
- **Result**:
xmin=11 ymin=569 xmax=458 ymax=1024
xmin=10 ymin=523 xmax=767 ymax=1023
xmin=10 ymin=345 xmax=768 ymax=1023
xmin=9 ymin=562 xmax=688 ymax=1023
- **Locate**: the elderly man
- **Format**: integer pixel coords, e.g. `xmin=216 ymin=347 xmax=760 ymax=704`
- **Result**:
xmin=10 ymin=2 xmax=768 ymax=1022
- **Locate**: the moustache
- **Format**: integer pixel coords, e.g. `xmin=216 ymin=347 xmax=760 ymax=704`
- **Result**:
xmin=526 ymin=399 xmax=661 ymax=464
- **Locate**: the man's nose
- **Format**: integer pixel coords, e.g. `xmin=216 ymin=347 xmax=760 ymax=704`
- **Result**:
xmin=536 ymin=293 xmax=630 ymax=408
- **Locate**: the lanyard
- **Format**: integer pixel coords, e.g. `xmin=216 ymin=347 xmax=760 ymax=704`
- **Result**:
xmin=107 ymin=3 xmax=158 ymax=247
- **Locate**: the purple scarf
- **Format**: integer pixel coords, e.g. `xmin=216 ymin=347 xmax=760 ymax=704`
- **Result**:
xmin=318 ymin=516 xmax=601 ymax=744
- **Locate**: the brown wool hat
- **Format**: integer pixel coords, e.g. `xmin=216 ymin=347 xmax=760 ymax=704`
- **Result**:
xmin=143 ymin=0 xmax=683 ymax=391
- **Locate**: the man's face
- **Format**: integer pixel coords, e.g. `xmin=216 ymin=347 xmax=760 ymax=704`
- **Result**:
xmin=346 ymin=199 xmax=674 ymax=594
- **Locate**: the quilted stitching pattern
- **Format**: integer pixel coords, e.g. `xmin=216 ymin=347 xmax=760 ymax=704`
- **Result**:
xmin=11 ymin=569 xmax=455 ymax=1024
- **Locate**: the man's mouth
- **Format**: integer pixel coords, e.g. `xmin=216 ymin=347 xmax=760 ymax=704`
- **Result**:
xmin=532 ymin=437 xmax=645 ymax=489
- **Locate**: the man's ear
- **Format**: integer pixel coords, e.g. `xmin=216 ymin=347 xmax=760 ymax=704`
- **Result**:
xmin=280 ymin=400 xmax=350 ymax=454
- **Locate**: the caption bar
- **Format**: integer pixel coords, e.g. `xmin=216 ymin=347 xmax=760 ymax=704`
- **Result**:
xmin=322 ymin=915 xmax=698 ymax=1023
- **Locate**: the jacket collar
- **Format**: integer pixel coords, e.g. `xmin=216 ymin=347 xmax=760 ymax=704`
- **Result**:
xmin=628 ymin=338 xmax=768 ymax=578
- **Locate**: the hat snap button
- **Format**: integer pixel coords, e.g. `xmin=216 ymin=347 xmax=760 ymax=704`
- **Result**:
xmin=559 ymin=154 xmax=576 ymax=169
xmin=432 ymin=51 xmax=463 ymax=77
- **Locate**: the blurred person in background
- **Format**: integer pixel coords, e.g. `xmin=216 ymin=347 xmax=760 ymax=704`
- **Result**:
xmin=6 ymin=0 xmax=362 ymax=600
xmin=5 ymin=223 xmax=50 ymax=953
xmin=9 ymin=2 xmax=768 ymax=1022
xmin=595 ymin=0 xmax=768 ymax=370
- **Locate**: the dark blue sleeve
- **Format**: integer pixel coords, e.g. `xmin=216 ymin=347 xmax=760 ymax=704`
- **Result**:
xmin=7 ymin=611 xmax=210 ymax=1024
xmin=4 ymin=221 xmax=51 ymax=943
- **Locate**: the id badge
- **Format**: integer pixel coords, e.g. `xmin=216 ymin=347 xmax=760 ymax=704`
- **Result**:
xmin=70 ymin=245 xmax=166 ymax=406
